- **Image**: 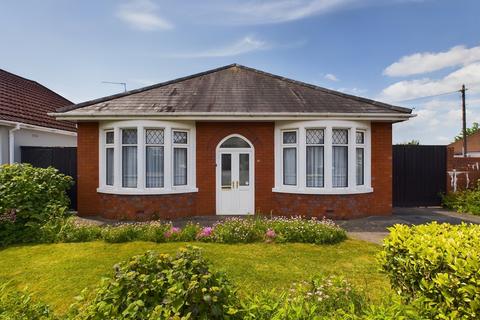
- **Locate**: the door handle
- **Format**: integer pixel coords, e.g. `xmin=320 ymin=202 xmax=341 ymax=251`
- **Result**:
xmin=236 ymin=181 xmax=239 ymax=189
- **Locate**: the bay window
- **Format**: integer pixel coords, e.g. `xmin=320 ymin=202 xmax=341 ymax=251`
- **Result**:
xmin=274 ymin=120 xmax=371 ymax=194
xmin=99 ymin=120 xmax=196 ymax=195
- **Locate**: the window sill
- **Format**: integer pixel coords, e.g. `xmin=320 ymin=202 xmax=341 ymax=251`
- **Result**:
xmin=272 ymin=186 xmax=373 ymax=195
xmin=97 ymin=187 xmax=199 ymax=195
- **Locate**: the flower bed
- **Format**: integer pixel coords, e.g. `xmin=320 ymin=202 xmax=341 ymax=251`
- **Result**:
xmin=42 ymin=216 xmax=347 ymax=245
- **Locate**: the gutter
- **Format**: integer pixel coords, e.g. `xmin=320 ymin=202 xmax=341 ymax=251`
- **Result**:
xmin=0 ymin=120 xmax=76 ymax=136
xmin=8 ymin=124 xmax=20 ymax=164
xmin=49 ymin=112 xmax=415 ymax=122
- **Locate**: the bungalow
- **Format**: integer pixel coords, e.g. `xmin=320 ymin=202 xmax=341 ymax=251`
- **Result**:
xmin=0 ymin=69 xmax=76 ymax=164
xmin=53 ymin=64 xmax=413 ymax=220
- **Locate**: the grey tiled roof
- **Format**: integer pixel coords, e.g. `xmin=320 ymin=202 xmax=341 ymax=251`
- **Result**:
xmin=57 ymin=64 xmax=411 ymax=115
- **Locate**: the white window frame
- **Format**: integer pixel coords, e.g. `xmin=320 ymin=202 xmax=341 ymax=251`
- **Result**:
xmin=172 ymin=129 xmax=189 ymax=187
xmin=105 ymin=130 xmax=114 ymax=186
xmin=305 ymin=128 xmax=325 ymax=189
xmin=273 ymin=120 xmax=372 ymax=195
xmin=356 ymin=130 xmax=366 ymax=186
xmin=98 ymin=120 xmax=197 ymax=195
xmin=280 ymin=129 xmax=298 ymax=189
xmin=144 ymin=128 xmax=165 ymax=189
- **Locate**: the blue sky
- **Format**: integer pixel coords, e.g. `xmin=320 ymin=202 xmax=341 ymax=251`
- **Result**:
xmin=1 ymin=0 xmax=479 ymax=144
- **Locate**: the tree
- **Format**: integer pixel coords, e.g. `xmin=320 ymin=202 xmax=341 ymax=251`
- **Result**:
xmin=397 ymin=139 xmax=420 ymax=145
xmin=455 ymin=122 xmax=480 ymax=141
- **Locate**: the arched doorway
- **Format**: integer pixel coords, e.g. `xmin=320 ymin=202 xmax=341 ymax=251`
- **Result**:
xmin=215 ymin=135 xmax=254 ymax=215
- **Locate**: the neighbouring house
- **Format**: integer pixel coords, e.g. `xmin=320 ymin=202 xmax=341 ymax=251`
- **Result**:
xmin=448 ymin=131 xmax=480 ymax=157
xmin=0 ymin=69 xmax=76 ymax=164
xmin=52 ymin=64 xmax=413 ymax=220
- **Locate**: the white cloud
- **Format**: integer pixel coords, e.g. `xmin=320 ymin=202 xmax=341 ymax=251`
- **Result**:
xmin=379 ymin=62 xmax=480 ymax=102
xmin=324 ymin=73 xmax=339 ymax=81
xmin=384 ymin=44 xmax=480 ymax=77
xmin=169 ymin=36 xmax=270 ymax=58
xmin=337 ymin=87 xmax=367 ymax=95
xmin=225 ymin=0 xmax=355 ymax=24
xmin=393 ymin=97 xmax=480 ymax=144
xmin=117 ymin=0 xmax=173 ymax=31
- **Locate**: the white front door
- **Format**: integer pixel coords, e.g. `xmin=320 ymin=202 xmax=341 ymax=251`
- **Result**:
xmin=216 ymin=136 xmax=254 ymax=215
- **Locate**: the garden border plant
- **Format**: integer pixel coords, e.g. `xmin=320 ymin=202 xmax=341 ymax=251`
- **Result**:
xmin=41 ymin=215 xmax=347 ymax=245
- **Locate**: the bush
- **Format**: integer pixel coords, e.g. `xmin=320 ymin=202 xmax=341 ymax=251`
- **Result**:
xmin=70 ymin=247 xmax=237 ymax=320
xmin=442 ymin=187 xmax=480 ymax=215
xmin=0 ymin=164 xmax=73 ymax=245
xmin=212 ymin=218 xmax=264 ymax=243
xmin=40 ymin=217 xmax=103 ymax=243
xmin=101 ymin=224 xmax=147 ymax=243
xmin=0 ymin=283 xmax=56 ymax=320
xmin=238 ymin=275 xmax=366 ymax=319
xmin=378 ymin=223 xmax=480 ymax=319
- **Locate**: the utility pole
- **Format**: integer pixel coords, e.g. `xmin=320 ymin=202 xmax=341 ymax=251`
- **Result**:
xmin=461 ymin=84 xmax=467 ymax=157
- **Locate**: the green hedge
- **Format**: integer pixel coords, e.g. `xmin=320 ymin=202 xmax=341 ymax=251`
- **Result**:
xmin=378 ymin=223 xmax=480 ymax=319
xmin=442 ymin=187 xmax=480 ymax=215
xmin=0 ymin=164 xmax=73 ymax=245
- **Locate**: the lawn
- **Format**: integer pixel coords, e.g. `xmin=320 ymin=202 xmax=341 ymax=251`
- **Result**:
xmin=0 ymin=239 xmax=387 ymax=315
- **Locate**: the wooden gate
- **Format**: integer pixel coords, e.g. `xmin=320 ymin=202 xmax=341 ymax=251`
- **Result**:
xmin=393 ymin=145 xmax=447 ymax=207
xmin=21 ymin=147 xmax=77 ymax=210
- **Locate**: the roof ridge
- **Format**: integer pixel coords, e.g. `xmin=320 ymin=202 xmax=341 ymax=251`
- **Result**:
xmin=56 ymin=63 xmax=411 ymax=114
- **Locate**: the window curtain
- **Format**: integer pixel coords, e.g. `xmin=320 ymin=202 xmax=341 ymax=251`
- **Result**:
xmin=174 ymin=148 xmax=187 ymax=186
xmin=106 ymin=148 xmax=114 ymax=186
xmin=122 ymin=146 xmax=137 ymax=187
xmin=333 ymin=146 xmax=348 ymax=187
xmin=356 ymin=148 xmax=364 ymax=185
xmin=306 ymin=146 xmax=324 ymax=187
xmin=146 ymin=146 xmax=164 ymax=188
xmin=283 ymin=148 xmax=296 ymax=185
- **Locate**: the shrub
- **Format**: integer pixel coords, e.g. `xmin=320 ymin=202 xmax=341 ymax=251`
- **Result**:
xmin=238 ymin=275 xmax=366 ymax=319
xmin=267 ymin=216 xmax=347 ymax=244
xmin=101 ymin=224 xmax=147 ymax=243
xmin=0 ymin=164 xmax=73 ymax=245
xmin=378 ymin=223 xmax=480 ymax=319
xmin=70 ymin=247 xmax=237 ymax=320
xmin=0 ymin=283 xmax=56 ymax=320
xmin=40 ymin=218 xmax=103 ymax=243
xmin=442 ymin=187 xmax=480 ymax=215
xmin=211 ymin=218 xmax=264 ymax=243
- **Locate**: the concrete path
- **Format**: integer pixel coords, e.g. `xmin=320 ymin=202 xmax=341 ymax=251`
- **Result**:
xmin=339 ymin=207 xmax=480 ymax=244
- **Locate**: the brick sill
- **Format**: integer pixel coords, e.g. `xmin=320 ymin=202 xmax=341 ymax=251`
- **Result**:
xmin=97 ymin=187 xmax=199 ymax=195
xmin=272 ymin=187 xmax=374 ymax=195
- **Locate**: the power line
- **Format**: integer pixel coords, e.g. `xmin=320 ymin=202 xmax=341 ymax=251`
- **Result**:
xmin=393 ymin=89 xmax=461 ymax=104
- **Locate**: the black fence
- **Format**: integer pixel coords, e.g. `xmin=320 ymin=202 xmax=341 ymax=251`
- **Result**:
xmin=393 ymin=145 xmax=447 ymax=207
xmin=21 ymin=146 xmax=77 ymax=210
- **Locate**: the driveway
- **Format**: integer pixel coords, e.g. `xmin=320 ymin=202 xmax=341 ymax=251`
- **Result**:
xmin=340 ymin=207 xmax=480 ymax=244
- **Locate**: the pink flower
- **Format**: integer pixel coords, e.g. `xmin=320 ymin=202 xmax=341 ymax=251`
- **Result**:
xmin=265 ymin=229 xmax=276 ymax=239
xmin=164 ymin=226 xmax=181 ymax=238
xmin=197 ymin=227 xmax=213 ymax=239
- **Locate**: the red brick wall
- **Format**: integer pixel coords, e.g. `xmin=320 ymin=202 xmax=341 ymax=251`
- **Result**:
xmin=77 ymin=122 xmax=100 ymax=216
xmin=76 ymin=121 xmax=392 ymax=220
xmin=271 ymin=122 xmax=392 ymax=219
xmin=195 ymin=122 xmax=275 ymax=215
xmin=446 ymin=147 xmax=480 ymax=192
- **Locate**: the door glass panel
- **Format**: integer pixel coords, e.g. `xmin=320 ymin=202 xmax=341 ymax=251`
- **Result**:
xmin=221 ymin=154 xmax=232 ymax=189
xmin=220 ymin=137 xmax=250 ymax=148
xmin=239 ymin=153 xmax=249 ymax=186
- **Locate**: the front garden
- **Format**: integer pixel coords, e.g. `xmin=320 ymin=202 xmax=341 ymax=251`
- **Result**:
xmin=1 ymin=164 xmax=479 ymax=319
